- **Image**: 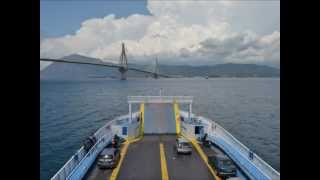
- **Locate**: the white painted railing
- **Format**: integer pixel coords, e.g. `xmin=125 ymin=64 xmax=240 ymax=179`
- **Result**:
xmin=128 ymin=96 xmax=193 ymax=104
xmin=180 ymin=111 xmax=280 ymax=180
xmin=50 ymin=147 xmax=86 ymax=180
xmin=50 ymin=113 xmax=138 ymax=180
xmin=67 ymin=133 xmax=113 ymax=180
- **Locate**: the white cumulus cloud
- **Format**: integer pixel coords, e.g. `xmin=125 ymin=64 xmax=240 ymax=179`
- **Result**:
xmin=40 ymin=0 xmax=280 ymax=69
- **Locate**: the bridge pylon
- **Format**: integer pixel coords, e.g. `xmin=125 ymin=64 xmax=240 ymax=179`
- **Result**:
xmin=153 ymin=56 xmax=159 ymax=79
xmin=119 ymin=42 xmax=128 ymax=80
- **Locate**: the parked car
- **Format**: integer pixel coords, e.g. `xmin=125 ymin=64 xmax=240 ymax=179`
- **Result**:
xmin=208 ymin=154 xmax=237 ymax=178
xmin=97 ymin=148 xmax=121 ymax=169
xmin=175 ymin=137 xmax=192 ymax=154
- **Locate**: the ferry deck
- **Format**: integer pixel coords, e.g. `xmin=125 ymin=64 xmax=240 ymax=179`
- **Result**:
xmin=84 ymin=103 xmax=247 ymax=180
xmin=51 ymin=96 xmax=280 ymax=180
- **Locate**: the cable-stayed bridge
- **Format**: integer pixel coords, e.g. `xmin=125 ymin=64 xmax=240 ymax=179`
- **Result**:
xmin=40 ymin=43 xmax=174 ymax=80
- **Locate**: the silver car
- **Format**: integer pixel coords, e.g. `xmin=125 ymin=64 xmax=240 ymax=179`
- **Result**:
xmin=175 ymin=137 xmax=192 ymax=154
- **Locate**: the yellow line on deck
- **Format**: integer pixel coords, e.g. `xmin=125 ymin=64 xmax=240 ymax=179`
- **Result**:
xmin=109 ymin=103 xmax=145 ymax=180
xmin=139 ymin=103 xmax=145 ymax=137
xmin=109 ymin=136 xmax=144 ymax=180
xmin=159 ymin=143 xmax=169 ymax=180
xmin=181 ymin=134 xmax=222 ymax=180
xmin=109 ymin=141 xmax=129 ymax=180
xmin=174 ymin=101 xmax=220 ymax=179
xmin=173 ymin=102 xmax=181 ymax=135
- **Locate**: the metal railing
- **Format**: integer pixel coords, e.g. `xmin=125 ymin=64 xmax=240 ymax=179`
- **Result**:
xmin=50 ymin=113 xmax=139 ymax=180
xmin=67 ymin=133 xmax=113 ymax=180
xmin=180 ymin=111 xmax=280 ymax=180
xmin=128 ymin=96 xmax=193 ymax=104
xmin=50 ymin=147 xmax=86 ymax=180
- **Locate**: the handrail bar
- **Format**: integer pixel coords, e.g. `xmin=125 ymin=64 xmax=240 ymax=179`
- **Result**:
xmin=179 ymin=110 xmax=280 ymax=179
xmin=50 ymin=112 xmax=139 ymax=180
xmin=128 ymin=96 xmax=193 ymax=104
xmin=205 ymin=117 xmax=280 ymax=176
xmin=66 ymin=132 xmax=113 ymax=179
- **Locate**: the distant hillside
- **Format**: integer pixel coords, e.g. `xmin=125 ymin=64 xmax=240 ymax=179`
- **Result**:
xmin=40 ymin=54 xmax=150 ymax=80
xmin=158 ymin=63 xmax=280 ymax=77
xmin=40 ymin=54 xmax=280 ymax=80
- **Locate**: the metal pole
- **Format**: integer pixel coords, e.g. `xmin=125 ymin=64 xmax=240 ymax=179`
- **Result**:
xmin=189 ymin=103 xmax=192 ymax=122
xmin=129 ymin=103 xmax=132 ymax=123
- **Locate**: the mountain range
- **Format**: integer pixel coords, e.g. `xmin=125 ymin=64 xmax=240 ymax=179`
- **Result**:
xmin=40 ymin=54 xmax=280 ymax=80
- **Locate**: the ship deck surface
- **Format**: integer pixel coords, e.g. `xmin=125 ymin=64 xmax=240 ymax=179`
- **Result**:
xmin=85 ymin=135 xmax=214 ymax=180
xmin=52 ymin=97 xmax=280 ymax=180
xmin=85 ymin=103 xmax=214 ymax=180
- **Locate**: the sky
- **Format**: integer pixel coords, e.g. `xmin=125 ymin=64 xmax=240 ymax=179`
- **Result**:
xmin=40 ymin=0 xmax=280 ymax=69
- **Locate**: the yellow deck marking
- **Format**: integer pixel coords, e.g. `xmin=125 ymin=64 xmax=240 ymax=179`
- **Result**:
xmin=174 ymin=101 xmax=220 ymax=179
xmin=109 ymin=103 xmax=145 ymax=180
xmin=109 ymin=136 xmax=143 ymax=180
xmin=139 ymin=103 xmax=145 ymax=137
xmin=109 ymin=141 xmax=129 ymax=180
xmin=159 ymin=143 xmax=169 ymax=180
xmin=173 ymin=102 xmax=181 ymax=135
xmin=181 ymin=134 xmax=222 ymax=180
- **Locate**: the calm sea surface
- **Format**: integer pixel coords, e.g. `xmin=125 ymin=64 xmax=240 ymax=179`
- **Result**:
xmin=40 ymin=78 xmax=280 ymax=180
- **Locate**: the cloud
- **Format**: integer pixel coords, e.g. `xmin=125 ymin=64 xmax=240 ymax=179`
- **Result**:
xmin=193 ymin=31 xmax=280 ymax=66
xmin=40 ymin=0 xmax=280 ymax=69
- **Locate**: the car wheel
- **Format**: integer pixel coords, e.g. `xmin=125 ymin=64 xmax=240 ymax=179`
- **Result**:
xmin=173 ymin=147 xmax=177 ymax=155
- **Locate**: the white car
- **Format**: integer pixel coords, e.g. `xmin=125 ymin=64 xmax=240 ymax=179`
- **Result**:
xmin=226 ymin=177 xmax=243 ymax=180
xmin=175 ymin=137 xmax=192 ymax=154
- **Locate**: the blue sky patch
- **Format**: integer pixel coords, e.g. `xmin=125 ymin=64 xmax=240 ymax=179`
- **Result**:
xmin=41 ymin=0 xmax=150 ymax=38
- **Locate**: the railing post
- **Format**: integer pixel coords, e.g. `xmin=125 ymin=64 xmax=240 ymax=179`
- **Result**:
xmin=129 ymin=103 xmax=132 ymax=123
xmin=188 ymin=103 xmax=192 ymax=122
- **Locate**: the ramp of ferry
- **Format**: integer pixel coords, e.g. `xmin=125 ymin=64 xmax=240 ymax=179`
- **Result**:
xmin=85 ymin=98 xmax=215 ymax=180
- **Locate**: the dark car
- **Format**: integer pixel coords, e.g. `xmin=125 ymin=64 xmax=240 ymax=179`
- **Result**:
xmin=208 ymin=154 xmax=237 ymax=178
xmin=97 ymin=148 xmax=121 ymax=169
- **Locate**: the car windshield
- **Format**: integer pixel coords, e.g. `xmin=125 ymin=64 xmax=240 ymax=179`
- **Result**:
xmin=180 ymin=142 xmax=190 ymax=147
xmin=220 ymin=160 xmax=233 ymax=167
